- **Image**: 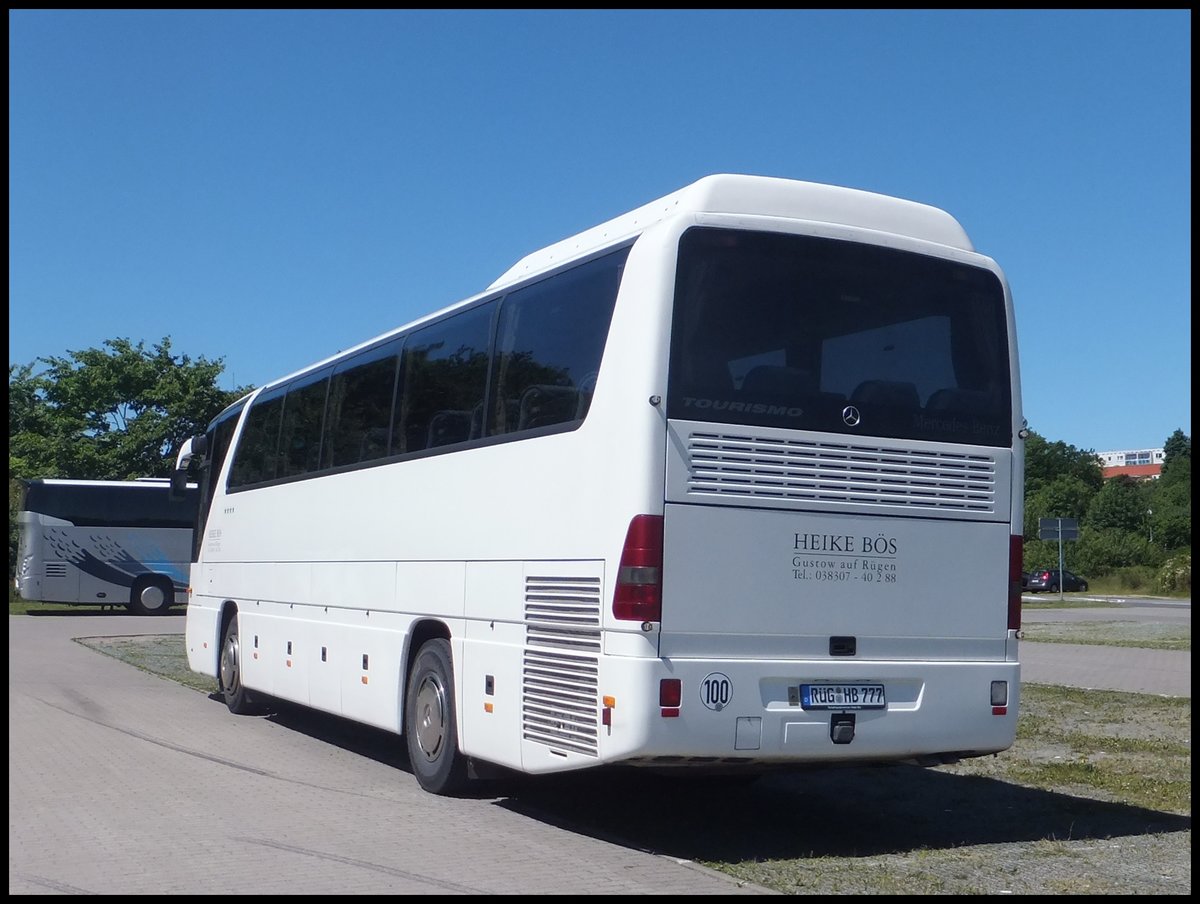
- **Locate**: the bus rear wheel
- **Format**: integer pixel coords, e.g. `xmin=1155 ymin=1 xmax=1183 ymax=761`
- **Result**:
xmin=405 ymin=638 xmax=468 ymax=795
xmin=128 ymin=575 xmax=174 ymax=616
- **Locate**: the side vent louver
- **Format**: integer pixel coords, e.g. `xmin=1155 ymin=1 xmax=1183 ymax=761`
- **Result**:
xmin=523 ymin=575 xmax=602 ymax=757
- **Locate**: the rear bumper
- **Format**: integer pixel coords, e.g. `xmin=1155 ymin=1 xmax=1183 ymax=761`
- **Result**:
xmin=599 ymin=657 xmax=1020 ymax=767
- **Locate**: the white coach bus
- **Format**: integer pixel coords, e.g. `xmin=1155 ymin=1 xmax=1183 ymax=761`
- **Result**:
xmin=15 ymin=478 xmax=198 ymax=615
xmin=174 ymin=174 xmax=1025 ymax=795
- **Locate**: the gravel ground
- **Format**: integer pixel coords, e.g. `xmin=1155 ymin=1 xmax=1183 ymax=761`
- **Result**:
xmin=499 ymin=738 xmax=1189 ymax=895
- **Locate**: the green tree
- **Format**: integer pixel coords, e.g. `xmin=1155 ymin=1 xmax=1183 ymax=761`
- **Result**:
xmin=9 ymin=336 xmax=250 ymax=578
xmin=1023 ymin=430 xmax=1103 ymax=495
xmin=1086 ymin=475 xmax=1152 ymax=533
xmin=1021 ymin=427 xmax=1193 ymax=581
xmin=9 ymin=337 xmax=249 ymax=482
xmin=1146 ymin=427 xmax=1189 ymax=588
xmin=9 ymin=477 xmax=24 ymax=578
xmin=1023 ymin=476 xmax=1095 ymax=540
xmin=1148 ymin=429 xmax=1191 ymax=553
xmin=1148 ymin=469 xmax=1191 ymax=552
xmin=1162 ymin=428 xmax=1190 ymax=470
xmin=1073 ymin=526 xmax=1161 ymax=574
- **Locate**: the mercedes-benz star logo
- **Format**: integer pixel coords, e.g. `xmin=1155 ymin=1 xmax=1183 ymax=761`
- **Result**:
xmin=842 ymin=405 xmax=861 ymax=427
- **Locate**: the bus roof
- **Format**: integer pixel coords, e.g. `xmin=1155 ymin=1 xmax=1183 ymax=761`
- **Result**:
xmin=487 ymin=173 xmax=975 ymax=291
xmin=247 ymin=174 xmax=976 ymax=397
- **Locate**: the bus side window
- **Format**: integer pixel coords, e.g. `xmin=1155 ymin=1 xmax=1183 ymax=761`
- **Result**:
xmin=394 ymin=302 xmax=494 ymax=455
xmin=228 ymin=393 xmax=284 ymax=488
xmin=427 ymin=410 xmax=473 ymax=448
xmin=517 ymin=385 xmax=580 ymax=431
xmin=278 ymin=371 xmax=331 ymax=478
xmin=488 ymin=247 xmax=626 ymax=437
xmin=323 ymin=341 xmax=401 ymax=469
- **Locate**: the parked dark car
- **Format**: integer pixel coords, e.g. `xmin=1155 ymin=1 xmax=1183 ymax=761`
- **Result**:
xmin=1026 ymin=569 xmax=1089 ymax=593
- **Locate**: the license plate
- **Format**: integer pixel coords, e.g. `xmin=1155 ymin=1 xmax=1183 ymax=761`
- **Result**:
xmin=799 ymin=683 xmax=886 ymax=710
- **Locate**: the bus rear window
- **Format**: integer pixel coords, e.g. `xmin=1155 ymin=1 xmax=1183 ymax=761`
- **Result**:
xmin=667 ymin=227 xmax=1012 ymax=447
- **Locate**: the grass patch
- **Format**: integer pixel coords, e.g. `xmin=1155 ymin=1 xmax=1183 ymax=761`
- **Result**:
xmin=74 ymin=634 xmax=218 ymax=695
xmin=966 ymin=683 xmax=1192 ymax=815
xmin=1022 ymin=598 xmax=1122 ymax=610
xmin=1020 ymin=619 xmax=1190 ymax=651
xmin=703 ymin=684 xmax=1190 ymax=894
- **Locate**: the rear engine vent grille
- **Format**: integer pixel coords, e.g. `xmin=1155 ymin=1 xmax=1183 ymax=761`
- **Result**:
xmin=687 ymin=431 xmax=997 ymax=512
xmin=522 ymin=576 xmax=601 ymax=757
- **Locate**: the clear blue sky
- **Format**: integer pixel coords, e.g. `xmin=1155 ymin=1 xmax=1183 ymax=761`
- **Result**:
xmin=9 ymin=10 xmax=1191 ymax=455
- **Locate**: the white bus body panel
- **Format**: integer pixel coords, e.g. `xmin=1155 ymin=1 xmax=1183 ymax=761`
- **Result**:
xmin=583 ymin=656 xmax=1019 ymax=767
xmin=660 ymin=504 xmax=1012 ymax=660
xmin=661 ymin=420 xmax=1015 ymax=660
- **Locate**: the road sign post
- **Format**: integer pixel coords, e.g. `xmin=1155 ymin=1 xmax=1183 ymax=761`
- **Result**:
xmin=1038 ymin=517 xmax=1080 ymax=601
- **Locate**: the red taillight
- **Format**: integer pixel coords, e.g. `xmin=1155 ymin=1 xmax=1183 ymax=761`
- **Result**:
xmin=659 ymin=679 xmax=681 ymax=707
xmin=613 ymin=514 xmax=663 ymax=621
xmin=1008 ymin=535 xmax=1024 ymax=630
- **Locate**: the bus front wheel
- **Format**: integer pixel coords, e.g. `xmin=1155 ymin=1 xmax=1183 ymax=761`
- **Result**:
xmin=128 ymin=575 xmax=174 ymax=616
xmin=219 ymin=616 xmax=263 ymax=715
xmin=405 ymin=638 xmax=468 ymax=795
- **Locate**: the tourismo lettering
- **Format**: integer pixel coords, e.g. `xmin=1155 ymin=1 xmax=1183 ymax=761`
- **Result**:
xmin=683 ymin=397 xmax=804 ymax=417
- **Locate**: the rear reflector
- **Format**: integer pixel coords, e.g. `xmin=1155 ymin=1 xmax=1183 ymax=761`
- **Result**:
xmin=1008 ymin=534 xmax=1023 ymax=630
xmin=613 ymin=514 xmax=664 ymax=621
xmin=991 ymin=680 xmax=1008 ymax=706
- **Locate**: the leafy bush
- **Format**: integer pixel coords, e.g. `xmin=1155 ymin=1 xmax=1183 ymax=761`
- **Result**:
xmin=1156 ymin=553 xmax=1191 ymax=594
xmin=1095 ymin=565 xmax=1159 ymax=592
xmin=1073 ymin=528 xmax=1163 ymax=574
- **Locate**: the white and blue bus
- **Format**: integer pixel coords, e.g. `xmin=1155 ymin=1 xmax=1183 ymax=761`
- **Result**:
xmin=15 ymin=478 xmax=198 ymax=615
xmin=174 ymin=174 xmax=1025 ymax=794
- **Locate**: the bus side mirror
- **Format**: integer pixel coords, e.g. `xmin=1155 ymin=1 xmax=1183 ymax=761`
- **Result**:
xmin=169 ymin=469 xmax=190 ymax=501
xmin=170 ymin=433 xmax=210 ymax=500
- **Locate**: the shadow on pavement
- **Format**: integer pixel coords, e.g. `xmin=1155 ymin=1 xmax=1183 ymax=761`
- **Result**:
xmin=235 ymin=695 xmax=1190 ymax=861
xmin=494 ymin=765 xmax=1190 ymax=861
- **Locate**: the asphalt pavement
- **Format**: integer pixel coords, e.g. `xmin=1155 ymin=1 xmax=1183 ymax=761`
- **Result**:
xmin=1019 ymin=596 xmax=1190 ymax=697
xmin=8 ymin=612 xmax=773 ymax=896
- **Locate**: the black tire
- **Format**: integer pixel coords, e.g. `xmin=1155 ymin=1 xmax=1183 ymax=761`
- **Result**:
xmin=405 ymin=638 xmax=468 ymax=795
xmin=1049 ymin=583 xmax=1059 ymax=594
xmin=1079 ymin=582 xmax=1088 ymax=592
xmin=128 ymin=575 xmax=174 ymax=616
xmin=219 ymin=615 xmax=263 ymax=715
